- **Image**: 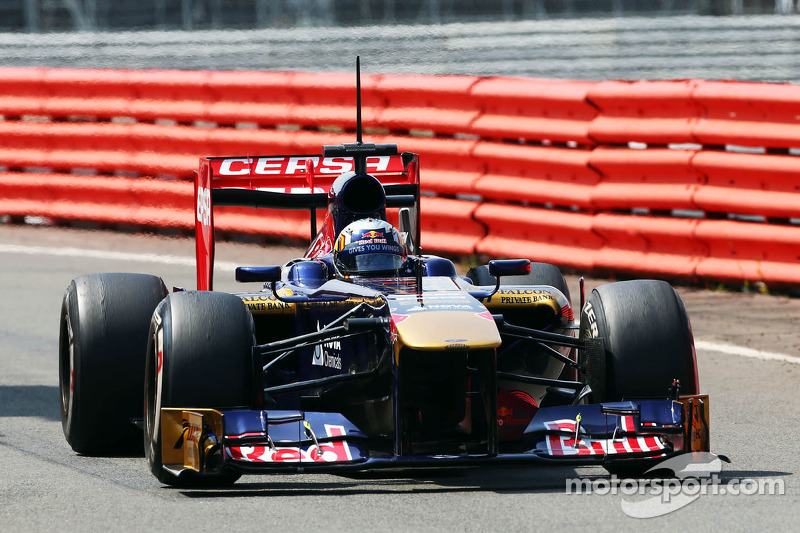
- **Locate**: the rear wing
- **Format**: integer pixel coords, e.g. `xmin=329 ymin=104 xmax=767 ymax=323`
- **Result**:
xmin=195 ymin=152 xmax=420 ymax=290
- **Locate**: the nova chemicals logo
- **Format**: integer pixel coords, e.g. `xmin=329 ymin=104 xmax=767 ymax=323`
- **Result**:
xmin=312 ymin=321 xmax=342 ymax=369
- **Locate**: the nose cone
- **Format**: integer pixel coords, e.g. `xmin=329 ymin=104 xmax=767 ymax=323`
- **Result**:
xmin=392 ymin=309 xmax=501 ymax=351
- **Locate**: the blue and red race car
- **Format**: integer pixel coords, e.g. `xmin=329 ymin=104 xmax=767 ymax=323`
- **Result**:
xmin=59 ymin=67 xmax=710 ymax=486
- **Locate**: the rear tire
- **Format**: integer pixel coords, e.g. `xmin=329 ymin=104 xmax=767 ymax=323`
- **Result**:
xmin=579 ymin=280 xmax=698 ymax=402
xmin=144 ymin=291 xmax=256 ymax=486
xmin=59 ymin=273 xmax=168 ymax=455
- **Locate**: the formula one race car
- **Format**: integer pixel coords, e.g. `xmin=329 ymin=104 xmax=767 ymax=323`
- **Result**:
xmin=59 ymin=66 xmax=710 ymax=486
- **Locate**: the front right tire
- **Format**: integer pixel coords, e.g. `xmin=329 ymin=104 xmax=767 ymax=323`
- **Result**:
xmin=579 ymin=279 xmax=698 ymax=402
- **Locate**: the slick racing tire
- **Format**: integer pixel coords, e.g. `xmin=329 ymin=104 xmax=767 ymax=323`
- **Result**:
xmin=579 ymin=280 xmax=698 ymax=403
xmin=466 ymin=262 xmax=571 ymax=303
xmin=59 ymin=273 xmax=168 ymax=455
xmin=144 ymin=291 xmax=256 ymax=487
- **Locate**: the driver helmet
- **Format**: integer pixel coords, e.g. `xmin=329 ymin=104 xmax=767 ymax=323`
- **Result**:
xmin=333 ymin=218 xmax=405 ymax=277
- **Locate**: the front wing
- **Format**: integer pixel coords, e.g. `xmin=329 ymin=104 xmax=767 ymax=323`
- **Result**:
xmin=159 ymin=395 xmax=709 ymax=478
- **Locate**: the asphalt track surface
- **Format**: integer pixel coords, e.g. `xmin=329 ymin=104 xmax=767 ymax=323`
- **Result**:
xmin=1 ymin=224 xmax=798 ymax=531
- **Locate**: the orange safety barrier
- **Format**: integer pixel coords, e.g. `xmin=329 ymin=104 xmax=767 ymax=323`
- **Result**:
xmin=0 ymin=172 xmax=313 ymax=240
xmin=691 ymin=151 xmax=800 ymax=219
xmin=375 ymin=74 xmax=481 ymax=136
xmin=0 ymin=68 xmax=214 ymax=123
xmin=0 ymin=122 xmax=308 ymax=178
xmin=0 ymin=172 xmax=192 ymax=227
xmin=419 ymin=197 xmax=484 ymax=256
xmin=469 ymin=77 xmax=597 ymax=144
xmin=289 ymin=71 xmax=382 ymax=129
xmin=692 ymin=80 xmax=800 ymax=150
xmin=214 ymin=207 xmax=318 ymax=241
xmin=1 ymin=67 xmax=799 ymax=286
xmin=586 ymin=80 xmax=699 ymax=145
xmin=695 ymin=220 xmax=800 ymax=285
xmin=588 ymin=147 xmax=700 ymax=211
xmin=591 ymin=213 xmax=704 ymax=278
xmin=474 ymin=204 xmax=602 ymax=271
xmin=383 ymin=136 xmax=482 ymax=197
xmin=472 ymin=143 xmax=596 ymax=209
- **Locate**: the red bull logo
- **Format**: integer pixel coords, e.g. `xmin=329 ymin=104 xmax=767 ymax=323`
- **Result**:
xmin=361 ymin=230 xmax=382 ymax=239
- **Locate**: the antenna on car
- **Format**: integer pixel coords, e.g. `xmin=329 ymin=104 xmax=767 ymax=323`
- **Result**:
xmin=356 ymin=55 xmax=363 ymax=146
xmin=351 ymin=55 xmax=369 ymax=175
xmin=322 ymin=57 xmax=397 ymax=175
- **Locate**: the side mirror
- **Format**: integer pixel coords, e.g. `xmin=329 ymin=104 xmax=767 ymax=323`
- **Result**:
xmin=488 ymin=259 xmax=531 ymax=279
xmin=468 ymin=259 xmax=531 ymax=303
xmin=398 ymin=207 xmax=416 ymax=255
xmin=235 ymin=266 xmax=281 ymax=283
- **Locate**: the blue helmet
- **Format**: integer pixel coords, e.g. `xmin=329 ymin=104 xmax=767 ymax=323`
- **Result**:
xmin=333 ymin=218 xmax=405 ymax=277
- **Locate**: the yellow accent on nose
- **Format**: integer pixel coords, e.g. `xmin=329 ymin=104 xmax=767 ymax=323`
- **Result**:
xmin=393 ymin=310 xmax=501 ymax=350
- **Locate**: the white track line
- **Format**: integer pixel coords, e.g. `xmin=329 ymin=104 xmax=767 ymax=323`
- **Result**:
xmin=0 ymin=243 xmax=240 ymax=271
xmin=694 ymin=340 xmax=800 ymax=364
xmin=3 ymin=242 xmax=799 ymax=363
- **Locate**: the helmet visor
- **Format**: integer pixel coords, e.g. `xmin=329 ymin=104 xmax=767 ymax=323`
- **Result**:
xmin=338 ymin=241 xmax=404 ymax=275
xmin=351 ymin=253 xmax=404 ymax=273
